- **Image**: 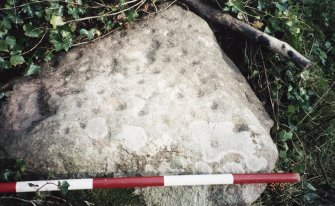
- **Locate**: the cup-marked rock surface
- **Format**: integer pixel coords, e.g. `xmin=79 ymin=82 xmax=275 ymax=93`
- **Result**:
xmin=0 ymin=5 xmax=278 ymax=206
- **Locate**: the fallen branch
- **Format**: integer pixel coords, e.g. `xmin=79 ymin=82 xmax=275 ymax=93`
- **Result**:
xmin=179 ymin=0 xmax=312 ymax=70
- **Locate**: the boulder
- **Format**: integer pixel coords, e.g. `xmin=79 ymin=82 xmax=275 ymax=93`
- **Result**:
xmin=0 ymin=5 xmax=277 ymax=205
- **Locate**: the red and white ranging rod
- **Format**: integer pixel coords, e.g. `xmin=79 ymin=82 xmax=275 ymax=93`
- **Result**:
xmin=0 ymin=173 xmax=300 ymax=193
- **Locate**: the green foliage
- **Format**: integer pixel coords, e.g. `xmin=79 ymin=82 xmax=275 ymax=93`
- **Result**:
xmin=223 ymin=0 xmax=247 ymax=20
xmin=0 ymin=0 xmax=154 ymax=79
xmin=126 ymin=9 xmax=139 ymax=22
xmin=25 ymin=64 xmax=41 ymax=76
xmin=58 ymin=181 xmax=70 ymax=195
xmin=0 ymin=159 xmax=25 ymax=182
xmin=278 ymin=130 xmax=293 ymax=142
xmin=80 ymin=28 xmax=100 ymax=40
xmin=10 ymin=54 xmax=25 ymax=66
xmin=23 ymin=23 xmax=44 ymax=38
xmin=218 ymin=0 xmax=335 ymax=205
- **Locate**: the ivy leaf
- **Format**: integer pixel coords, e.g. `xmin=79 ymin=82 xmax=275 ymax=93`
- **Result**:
xmin=23 ymin=4 xmax=34 ymax=17
xmin=49 ymin=30 xmax=72 ymax=51
xmin=50 ymin=38 xmax=63 ymax=51
xmin=237 ymin=12 xmax=245 ymax=20
xmin=35 ymin=11 xmax=44 ymax=18
xmin=15 ymin=159 xmax=26 ymax=173
xmin=46 ymin=4 xmax=64 ymax=18
xmin=287 ymin=105 xmax=296 ymax=114
xmin=58 ymin=181 xmax=70 ymax=195
xmin=23 ymin=23 xmax=44 ymax=38
xmin=106 ymin=20 xmax=114 ymax=30
xmin=279 ymin=149 xmax=287 ymax=159
xmin=62 ymin=38 xmax=72 ymax=51
xmin=226 ymin=0 xmax=235 ymax=7
xmin=8 ymin=14 xmax=24 ymax=24
xmin=279 ymin=130 xmax=293 ymax=142
xmin=257 ymin=0 xmax=266 ymax=11
xmin=44 ymin=51 xmax=54 ymax=62
xmin=126 ymin=9 xmax=139 ymax=22
xmin=68 ymin=7 xmax=85 ymax=19
xmin=80 ymin=28 xmax=100 ymax=40
xmin=306 ymin=183 xmax=317 ymax=191
xmin=325 ymin=42 xmax=332 ymax=49
xmin=0 ymin=40 xmax=8 ymax=52
xmin=25 ymin=64 xmax=41 ymax=76
xmin=225 ymin=0 xmax=244 ymax=13
xmin=1 ymin=169 xmax=13 ymax=182
xmin=0 ymin=57 xmax=9 ymax=69
xmin=60 ymin=29 xmax=71 ymax=38
xmin=70 ymin=23 xmax=77 ymax=32
xmin=50 ymin=16 xmax=65 ymax=29
xmin=119 ymin=0 xmax=125 ymax=6
xmin=5 ymin=36 xmax=16 ymax=49
xmin=10 ymin=54 xmax=25 ymax=66
xmin=0 ymin=57 xmax=4 ymax=64
xmin=275 ymin=2 xmax=288 ymax=14
xmin=264 ymin=26 xmax=272 ymax=34
xmin=80 ymin=28 xmax=92 ymax=40
xmin=1 ymin=18 xmax=12 ymax=30
xmin=286 ymin=20 xmax=293 ymax=27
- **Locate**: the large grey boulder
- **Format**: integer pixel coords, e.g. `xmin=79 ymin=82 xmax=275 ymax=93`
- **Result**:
xmin=0 ymin=5 xmax=277 ymax=205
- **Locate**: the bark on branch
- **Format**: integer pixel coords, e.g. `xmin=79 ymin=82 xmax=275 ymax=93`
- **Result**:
xmin=180 ymin=0 xmax=312 ymax=70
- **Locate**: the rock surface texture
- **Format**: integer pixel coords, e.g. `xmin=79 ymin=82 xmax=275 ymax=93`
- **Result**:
xmin=0 ymin=5 xmax=278 ymax=206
